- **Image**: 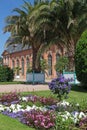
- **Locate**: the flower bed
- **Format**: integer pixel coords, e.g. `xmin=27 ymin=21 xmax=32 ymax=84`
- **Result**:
xmin=0 ymin=92 xmax=87 ymax=130
xmin=0 ymin=75 xmax=87 ymax=130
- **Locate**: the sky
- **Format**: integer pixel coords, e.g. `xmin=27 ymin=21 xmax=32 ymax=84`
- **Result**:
xmin=0 ymin=0 xmax=33 ymax=57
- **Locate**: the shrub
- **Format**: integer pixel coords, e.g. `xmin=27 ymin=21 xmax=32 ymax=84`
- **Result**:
xmin=55 ymin=56 xmax=69 ymax=74
xmin=49 ymin=75 xmax=71 ymax=101
xmin=54 ymin=115 xmax=74 ymax=130
xmin=75 ymin=30 xmax=87 ymax=86
xmin=0 ymin=66 xmax=14 ymax=82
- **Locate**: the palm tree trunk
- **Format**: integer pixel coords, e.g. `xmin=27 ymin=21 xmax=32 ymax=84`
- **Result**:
xmin=67 ymin=41 xmax=75 ymax=71
xmin=32 ymin=47 xmax=41 ymax=73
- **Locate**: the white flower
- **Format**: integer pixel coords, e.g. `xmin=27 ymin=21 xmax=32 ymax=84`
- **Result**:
xmin=0 ymin=105 xmax=5 ymax=111
xmin=79 ymin=112 xmax=86 ymax=119
xmin=71 ymin=111 xmax=79 ymax=118
xmin=16 ymin=104 xmax=22 ymax=109
xmin=62 ymin=100 xmax=69 ymax=106
xmin=65 ymin=111 xmax=71 ymax=117
xmin=5 ymin=106 xmax=11 ymax=112
xmin=21 ymin=97 xmax=28 ymax=102
xmin=74 ymin=118 xmax=79 ymax=124
xmin=32 ymin=105 xmax=38 ymax=110
xmin=10 ymin=104 xmax=16 ymax=110
xmin=62 ymin=115 xmax=68 ymax=120
xmin=76 ymin=103 xmax=79 ymax=107
xmin=57 ymin=100 xmax=70 ymax=107
xmin=25 ymin=106 xmax=32 ymax=111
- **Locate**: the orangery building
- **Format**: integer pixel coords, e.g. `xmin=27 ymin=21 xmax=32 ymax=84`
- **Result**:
xmin=2 ymin=44 xmax=66 ymax=81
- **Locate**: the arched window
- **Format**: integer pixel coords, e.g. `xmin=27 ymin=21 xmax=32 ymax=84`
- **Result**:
xmin=56 ymin=53 xmax=60 ymax=63
xmin=17 ymin=59 xmax=19 ymax=67
xmin=48 ymin=54 xmax=52 ymax=75
xmin=12 ymin=60 xmax=15 ymax=69
xmin=56 ymin=53 xmax=60 ymax=74
xmin=26 ymin=57 xmax=30 ymax=69
xmin=16 ymin=59 xmax=20 ymax=75
xmin=21 ymin=58 xmax=24 ymax=75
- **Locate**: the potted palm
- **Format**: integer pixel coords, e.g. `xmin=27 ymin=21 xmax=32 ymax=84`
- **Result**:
xmin=26 ymin=59 xmax=48 ymax=84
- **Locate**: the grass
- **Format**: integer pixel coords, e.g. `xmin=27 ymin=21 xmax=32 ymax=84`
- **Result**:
xmin=0 ymin=114 xmax=34 ymax=130
xmin=0 ymin=84 xmax=87 ymax=130
xmin=0 ymin=81 xmax=24 ymax=85
xmin=0 ymin=81 xmax=48 ymax=85
xmin=22 ymin=85 xmax=87 ymax=104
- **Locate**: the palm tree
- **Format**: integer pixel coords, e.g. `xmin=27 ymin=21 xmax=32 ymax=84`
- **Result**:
xmin=54 ymin=0 xmax=87 ymax=71
xmin=36 ymin=0 xmax=87 ymax=71
xmin=3 ymin=0 xmax=51 ymax=72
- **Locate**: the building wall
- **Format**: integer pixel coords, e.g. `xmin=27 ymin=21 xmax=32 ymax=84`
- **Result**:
xmin=2 ymin=45 xmax=65 ymax=80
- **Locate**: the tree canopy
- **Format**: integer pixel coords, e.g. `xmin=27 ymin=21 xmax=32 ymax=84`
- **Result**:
xmin=4 ymin=0 xmax=87 ymax=72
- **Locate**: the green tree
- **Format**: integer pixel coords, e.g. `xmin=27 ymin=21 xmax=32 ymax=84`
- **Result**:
xmin=55 ymin=56 xmax=69 ymax=74
xmin=75 ymin=30 xmax=87 ymax=86
xmin=0 ymin=66 xmax=14 ymax=82
xmin=36 ymin=0 xmax=87 ymax=71
xmin=0 ymin=57 xmax=3 ymax=66
xmin=3 ymin=0 xmax=51 ymax=73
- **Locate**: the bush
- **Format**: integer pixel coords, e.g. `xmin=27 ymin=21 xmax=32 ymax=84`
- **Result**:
xmin=49 ymin=75 xmax=72 ymax=101
xmin=75 ymin=30 xmax=87 ymax=86
xmin=55 ymin=56 xmax=69 ymax=74
xmin=0 ymin=66 xmax=14 ymax=82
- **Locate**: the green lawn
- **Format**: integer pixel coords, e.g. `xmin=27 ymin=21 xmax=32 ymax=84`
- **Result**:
xmin=0 ymin=85 xmax=87 ymax=130
xmin=0 ymin=81 xmax=24 ymax=85
xmin=0 ymin=114 xmax=34 ymax=130
xmin=22 ymin=85 xmax=87 ymax=104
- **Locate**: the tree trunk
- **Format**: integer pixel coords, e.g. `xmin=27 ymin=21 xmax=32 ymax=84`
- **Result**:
xmin=67 ymin=40 xmax=75 ymax=71
xmin=32 ymin=47 xmax=41 ymax=73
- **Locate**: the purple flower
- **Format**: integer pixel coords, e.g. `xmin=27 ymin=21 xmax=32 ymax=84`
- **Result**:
xmin=49 ymin=75 xmax=72 ymax=100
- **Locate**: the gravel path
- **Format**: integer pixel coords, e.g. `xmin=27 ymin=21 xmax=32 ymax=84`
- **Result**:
xmin=0 ymin=84 xmax=49 ymax=93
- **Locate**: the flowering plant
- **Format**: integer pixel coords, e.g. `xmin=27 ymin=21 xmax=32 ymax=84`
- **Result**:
xmin=0 ymin=92 xmax=19 ymax=105
xmin=79 ymin=117 xmax=87 ymax=129
xmin=26 ymin=95 xmax=57 ymax=106
xmin=21 ymin=109 xmax=55 ymax=129
xmin=49 ymin=75 xmax=72 ymax=101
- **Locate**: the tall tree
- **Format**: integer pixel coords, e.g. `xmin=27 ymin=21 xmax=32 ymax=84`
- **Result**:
xmin=3 ymin=0 xmax=51 ymax=72
xmin=36 ymin=0 xmax=87 ymax=70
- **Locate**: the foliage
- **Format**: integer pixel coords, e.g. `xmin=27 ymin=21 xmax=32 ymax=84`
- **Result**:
xmin=35 ymin=0 xmax=87 ymax=70
xmin=4 ymin=0 xmax=87 ymax=72
xmin=40 ymin=59 xmax=48 ymax=72
xmin=54 ymin=115 xmax=74 ymax=130
xmin=55 ymin=56 xmax=69 ymax=74
xmin=27 ymin=66 xmax=32 ymax=73
xmin=4 ymin=0 xmax=52 ymax=73
xmin=0 ymin=57 xmax=2 ymax=66
xmin=14 ymin=67 xmax=21 ymax=75
xmin=0 ymin=66 xmax=14 ymax=82
xmin=49 ymin=75 xmax=72 ymax=101
xmin=27 ymin=59 xmax=48 ymax=73
xmin=75 ymin=30 xmax=87 ymax=86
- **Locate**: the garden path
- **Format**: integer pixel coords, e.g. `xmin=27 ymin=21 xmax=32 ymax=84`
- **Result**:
xmin=0 ymin=84 xmax=49 ymax=93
